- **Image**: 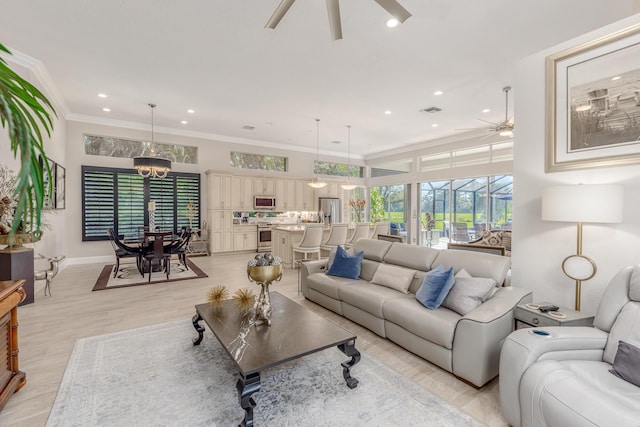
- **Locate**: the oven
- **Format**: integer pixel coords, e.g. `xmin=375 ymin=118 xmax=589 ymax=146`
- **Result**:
xmin=257 ymin=224 xmax=272 ymax=253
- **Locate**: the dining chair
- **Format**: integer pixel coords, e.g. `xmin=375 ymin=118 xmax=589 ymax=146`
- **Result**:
xmin=344 ymin=222 xmax=371 ymax=249
xmin=369 ymin=222 xmax=390 ymax=240
xmin=453 ymin=222 xmax=471 ymax=242
xmin=292 ymin=225 xmax=323 ymax=267
xmin=107 ymin=229 xmax=143 ymax=278
xmin=142 ymin=231 xmax=173 ymax=282
xmin=320 ymin=223 xmax=349 ymax=258
xmin=165 ymin=227 xmax=192 ymax=270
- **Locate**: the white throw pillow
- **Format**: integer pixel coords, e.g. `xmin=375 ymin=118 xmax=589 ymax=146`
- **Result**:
xmin=442 ymin=276 xmax=497 ymax=316
xmin=370 ymin=263 xmax=416 ymax=294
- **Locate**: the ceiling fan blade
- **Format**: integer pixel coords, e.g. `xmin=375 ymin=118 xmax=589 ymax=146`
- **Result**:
xmin=373 ymin=0 xmax=412 ymax=23
xmin=265 ymin=0 xmax=296 ymax=29
xmin=326 ymin=0 xmax=343 ymax=40
xmin=477 ymin=118 xmax=500 ymax=126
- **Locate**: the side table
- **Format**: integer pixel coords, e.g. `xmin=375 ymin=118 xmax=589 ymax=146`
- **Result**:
xmin=514 ymin=302 xmax=594 ymax=329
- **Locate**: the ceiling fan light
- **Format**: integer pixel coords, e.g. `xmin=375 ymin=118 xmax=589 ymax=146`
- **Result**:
xmin=386 ymin=18 xmax=399 ymax=28
xmin=499 ymin=130 xmax=513 ymax=137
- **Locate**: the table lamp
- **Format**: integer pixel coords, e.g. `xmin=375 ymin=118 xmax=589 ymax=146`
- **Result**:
xmin=541 ymin=184 xmax=623 ymax=311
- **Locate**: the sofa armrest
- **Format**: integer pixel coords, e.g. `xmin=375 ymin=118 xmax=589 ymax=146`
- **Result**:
xmin=499 ymin=326 xmax=608 ymax=426
xmin=300 ymin=259 xmax=328 ymax=298
xmin=451 ymin=286 xmax=532 ymax=387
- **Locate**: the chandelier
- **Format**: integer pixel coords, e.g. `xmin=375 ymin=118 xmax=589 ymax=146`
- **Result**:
xmin=133 ymin=103 xmax=171 ymax=178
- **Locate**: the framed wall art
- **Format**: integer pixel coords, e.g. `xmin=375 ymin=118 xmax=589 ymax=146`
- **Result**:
xmin=39 ymin=155 xmax=55 ymax=209
xmin=545 ymin=23 xmax=640 ymax=172
xmin=55 ymin=163 xmax=65 ymax=209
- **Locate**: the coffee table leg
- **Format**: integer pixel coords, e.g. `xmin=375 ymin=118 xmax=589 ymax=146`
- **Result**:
xmin=192 ymin=313 xmax=204 ymax=346
xmin=236 ymin=371 xmax=261 ymax=427
xmin=338 ymin=340 xmax=361 ymax=389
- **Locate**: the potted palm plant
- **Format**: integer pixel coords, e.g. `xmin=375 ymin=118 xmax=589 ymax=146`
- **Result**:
xmin=0 ymin=43 xmax=56 ymax=244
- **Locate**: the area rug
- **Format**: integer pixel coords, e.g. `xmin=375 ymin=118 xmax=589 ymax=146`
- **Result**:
xmin=92 ymin=259 xmax=207 ymax=291
xmin=46 ymin=320 xmax=484 ymax=427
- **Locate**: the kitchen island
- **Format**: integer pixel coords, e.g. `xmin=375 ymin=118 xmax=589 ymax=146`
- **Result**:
xmin=272 ymin=224 xmax=333 ymax=268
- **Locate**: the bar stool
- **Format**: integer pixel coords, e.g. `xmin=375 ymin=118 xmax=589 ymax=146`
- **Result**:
xmin=320 ymin=223 xmax=349 ymax=258
xmin=344 ymin=222 xmax=371 ymax=249
xmin=369 ymin=222 xmax=390 ymax=240
xmin=292 ymin=225 xmax=323 ymax=267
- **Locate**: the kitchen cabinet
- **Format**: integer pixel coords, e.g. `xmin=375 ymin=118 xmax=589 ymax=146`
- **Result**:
xmin=231 ymin=176 xmax=254 ymax=210
xmin=208 ymin=210 xmax=233 ymax=253
xmin=295 ymin=180 xmax=315 ymax=211
xmin=233 ymin=226 xmax=257 ymax=251
xmin=208 ymin=173 xmax=232 ymax=210
xmin=253 ymin=178 xmax=275 ymax=195
xmin=276 ymin=180 xmax=296 ymax=211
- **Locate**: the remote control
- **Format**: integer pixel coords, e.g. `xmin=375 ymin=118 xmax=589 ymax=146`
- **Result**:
xmin=539 ymin=304 xmax=559 ymax=313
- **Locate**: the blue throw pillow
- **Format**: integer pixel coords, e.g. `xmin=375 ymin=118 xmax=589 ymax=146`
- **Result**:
xmin=415 ymin=265 xmax=455 ymax=310
xmin=327 ymin=245 xmax=364 ymax=279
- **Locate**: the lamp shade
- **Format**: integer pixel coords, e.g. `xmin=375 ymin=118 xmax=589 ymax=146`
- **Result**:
xmin=541 ymin=184 xmax=624 ymax=223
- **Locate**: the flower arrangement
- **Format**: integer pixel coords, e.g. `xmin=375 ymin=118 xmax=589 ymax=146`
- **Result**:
xmin=422 ymin=212 xmax=435 ymax=231
xmin=0 ymin=165 xmax=51 ymax=238
xmin=348 ymin=199 xmax=366 ymax=223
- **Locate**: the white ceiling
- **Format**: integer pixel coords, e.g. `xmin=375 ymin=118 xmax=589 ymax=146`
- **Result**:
xmin=1 ymin=1 xmax=638 ymax=159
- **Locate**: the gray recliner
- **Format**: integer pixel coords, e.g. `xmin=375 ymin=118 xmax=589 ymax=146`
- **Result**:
xmin=499 ymin=265 xmax=640 ymax=427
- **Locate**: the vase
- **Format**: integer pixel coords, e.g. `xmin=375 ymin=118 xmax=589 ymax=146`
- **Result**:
xmin=246 ymin=264 xmax=283 ymax=327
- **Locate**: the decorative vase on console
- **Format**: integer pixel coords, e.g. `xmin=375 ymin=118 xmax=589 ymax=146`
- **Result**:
xmin=246 ymin=253 xmax=283 ymax=326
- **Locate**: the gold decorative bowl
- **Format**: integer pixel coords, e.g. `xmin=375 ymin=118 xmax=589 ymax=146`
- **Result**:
xmin=247 ymin=264 xmax=283 ymax=284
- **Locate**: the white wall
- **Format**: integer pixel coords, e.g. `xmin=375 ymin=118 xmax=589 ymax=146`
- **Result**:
xmin=512 ymin=13 xmax=640 ymax=315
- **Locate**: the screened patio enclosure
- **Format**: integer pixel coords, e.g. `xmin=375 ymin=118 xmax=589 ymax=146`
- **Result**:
xmin=418 ymin=175 xmax=512 ymax=247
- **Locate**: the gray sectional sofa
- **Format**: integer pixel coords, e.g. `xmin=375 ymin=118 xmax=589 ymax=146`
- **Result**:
xmin=300 ymin=238 xmax=532 ymax=387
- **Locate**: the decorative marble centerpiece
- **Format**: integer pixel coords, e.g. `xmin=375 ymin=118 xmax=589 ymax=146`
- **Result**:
xmin=247 ymin=253 xmax=282 ymax=326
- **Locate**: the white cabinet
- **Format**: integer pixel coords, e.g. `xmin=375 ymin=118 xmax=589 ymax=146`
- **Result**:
xmin=295 ymin=180 xmax=315 ymax=211
xmin=231 ymin=176 xmax=254 ymax=210
xmin=208 ymin=173 xmax=232 ymax=210
xmin=209 ymin=210 xmax=233 ymax=253
xmin=233 ymin=226 xmax=257 ymax=251
xmin=276 ymin=179 xmax=296 ymax=211
xmin=254 ymin=178 xmax=275 ymax=195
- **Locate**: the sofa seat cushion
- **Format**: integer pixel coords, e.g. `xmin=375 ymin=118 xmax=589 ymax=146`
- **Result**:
xmin=306 ymin=272 xmax=362 ymax=300
xmin=339 ymin=282 xmax=406 ymax=318
xmin=383 ymin=295 xmax=461 ymax=349
xmin=522 ymin=359 xmax=640 ymax=426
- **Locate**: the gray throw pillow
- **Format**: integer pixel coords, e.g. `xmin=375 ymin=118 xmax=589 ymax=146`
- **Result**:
xmin=442 ymin=276 xmax=496 ymax=316
xmin=609 ymin=340 xmax=640 ymax=388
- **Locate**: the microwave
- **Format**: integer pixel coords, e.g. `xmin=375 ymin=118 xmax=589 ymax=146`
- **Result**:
xmin=254 ymin=195 xmax=276 ymax=210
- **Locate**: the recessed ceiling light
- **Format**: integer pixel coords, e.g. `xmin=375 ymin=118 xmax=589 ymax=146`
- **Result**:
xmin=187 ymin=109 xmax=195 ymax=114
xmin=431 ymin=123 xmax=438 ymax=128
xmin=98 ymin=93 xmax=107 ymax=98
xmin=482 ymin=108 xmax=491 ymax=113
xmin=102 ymin=107 xmax=111 ymax=112
xmin=384 ymin=110 xmax=392 ymax=115
xmin=386 ymin=18 xmax=399 ymax=28
xmin=433 ymin=90 xmax=444 ymax=96
xmin=611 ymin=76 xmax=621 ymax=81
xmin=181 ymin=120 xmax=188 ymax=125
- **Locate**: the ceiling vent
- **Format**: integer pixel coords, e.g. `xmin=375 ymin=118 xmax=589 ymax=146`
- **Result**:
xmin=421 ymin=106 xmax=442 ymax=113
xmin=242 ymin=125 xmax=255 ymax=131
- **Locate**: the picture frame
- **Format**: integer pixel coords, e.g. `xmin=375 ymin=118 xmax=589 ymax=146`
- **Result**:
xmin=545 ymin=23 xmax=640 ymax=172
xmin=55 ymin=163 xmax=65 ymax=210
xmin=39 ymin=155 xmax=56 ymax=210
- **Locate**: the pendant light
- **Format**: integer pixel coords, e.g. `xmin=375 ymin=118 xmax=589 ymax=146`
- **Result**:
xmin=308 ymin=118 xmax=328 ymax=189
xmin=133 ymin=103 xmax=171 ymax=178
xmin=340 ymin=125 xmax=357 ymax=190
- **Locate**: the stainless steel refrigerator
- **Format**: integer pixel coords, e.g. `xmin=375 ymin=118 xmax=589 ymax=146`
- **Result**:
xmin=318 ymin=197 xmax=341 ymax=225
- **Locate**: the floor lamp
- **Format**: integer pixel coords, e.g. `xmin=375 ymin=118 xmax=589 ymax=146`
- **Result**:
xmin=541 ymin=184 xmax=623 ymax=311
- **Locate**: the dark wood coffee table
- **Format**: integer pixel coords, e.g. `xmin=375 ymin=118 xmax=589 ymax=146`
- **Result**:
xmin=192 ymin=291 xmax=360 ymax=427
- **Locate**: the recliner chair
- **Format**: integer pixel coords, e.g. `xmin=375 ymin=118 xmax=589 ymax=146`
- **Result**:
xmin=499 ymin=265 xmax=640 ymax=427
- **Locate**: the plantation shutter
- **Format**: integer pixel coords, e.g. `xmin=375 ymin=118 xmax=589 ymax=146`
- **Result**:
xmin=117 ymin=173 xmax=145 ymax=240
xmin=176 ymin=175 xmax=201 ymax=230
xmin=149 ymin=177 xmax=176 ymax=232
xmin=82 ymin=167 xmax=116 ymax=241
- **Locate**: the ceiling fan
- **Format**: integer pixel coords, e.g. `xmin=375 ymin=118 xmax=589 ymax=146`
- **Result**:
xmin=458 ymin=86 xmax=515 ymax=138
xmin=265 ymin=0 xmax=412 ymax=41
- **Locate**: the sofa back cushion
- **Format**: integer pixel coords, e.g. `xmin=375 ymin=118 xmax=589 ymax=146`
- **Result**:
xmin=370 ymin=263 xmax=416 ymax=294
xmin=352 ymin=239 xmax=393 ymax=262
xmin=603 ymin=301 xmax=640 ymax=364
xmin=383 ymin=243 xmax=439 ymax=271
xmin=360 ymin=259 xmax=381 ymax=282
xmin=432 ymin=249 xmax=510 ymax=285
xmin=594 ymin=266 xmax=633 ymax=333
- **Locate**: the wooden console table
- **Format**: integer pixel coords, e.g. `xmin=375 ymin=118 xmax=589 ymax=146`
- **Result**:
xmin=0 ymin=280 xmax=27 ymax=412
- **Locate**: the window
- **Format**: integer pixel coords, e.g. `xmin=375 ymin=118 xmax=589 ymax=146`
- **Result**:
xmin=370 ymin=185 xmax=408 ymax=239
xmin=230 ymin=152 xmax=288 ymax=172
xmin=419 ymin=141 xmax=513 ymax=171
xmin=314 ymin=161 xmax=363 ymax=177
xmin=82 ymin=166 xmax=201 ymax=241
xmin=370 ymin=159 xmax=412 ymax=177
xmin=84 ymin=134 xmax=197 ymax=164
